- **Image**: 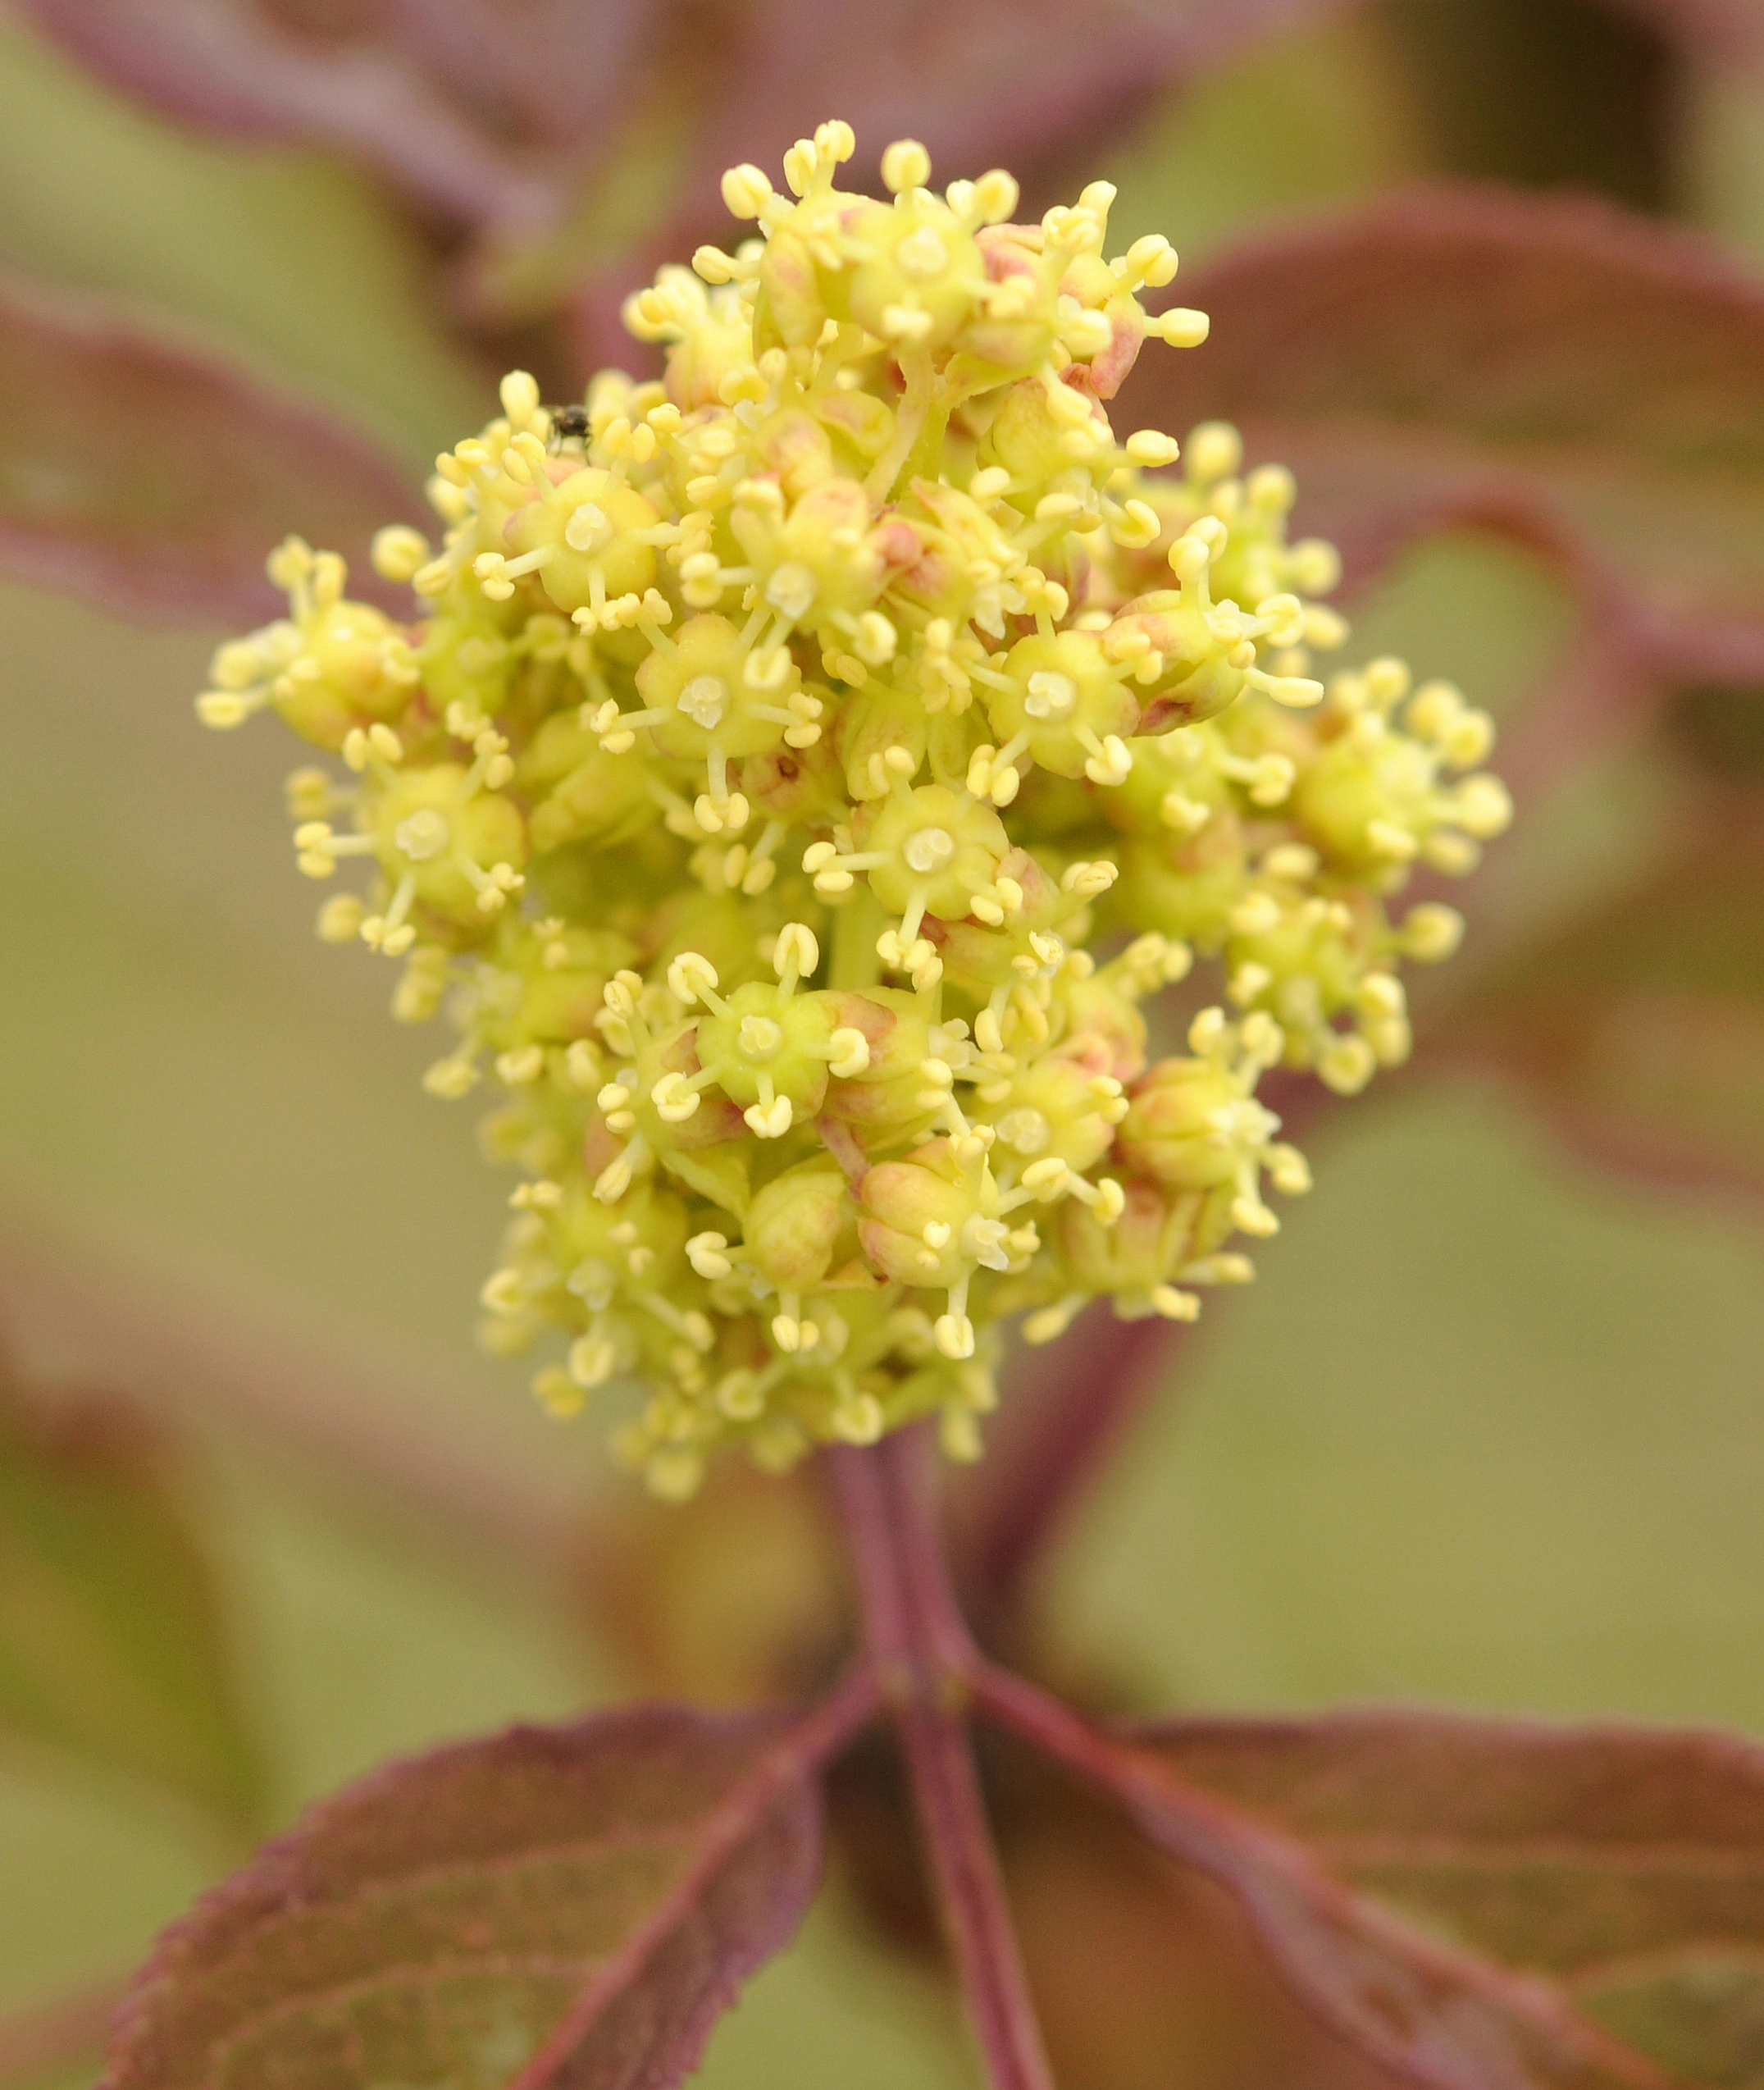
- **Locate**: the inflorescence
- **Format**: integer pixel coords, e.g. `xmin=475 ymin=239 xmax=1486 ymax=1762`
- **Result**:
xmin=200 ymin=122 xmax=1509 ymax=1498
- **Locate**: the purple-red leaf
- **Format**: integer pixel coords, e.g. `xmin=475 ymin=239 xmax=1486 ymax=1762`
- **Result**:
xmin=15 ymin=0 xmax=584 ymax=226
xmin=556 ymin=0 xmax=1365 ymax=350
xmin=0 ymin=1362 xmax=263 ymax=1828
xmin=1126 ymin=188 xmax=1764 ymax=682
xmin=103 ymin=1700 xmax=844 ymax=2090
xmin=1433 ymin=784 xmax=1764 ymax=1202
xmin=21 ymin=0 xmax=1359 ymax=330
xmin=0 ymin=265 xmax=423 ymax=620
xmin=1142 ymin=1709 xmax=1764 ymax=2088
xmin=645 ymin=0 xmax=1352 ymax=226
xmin=978 ymin=1669 xmax=1676 ymax=2090
xmin=998 ymin=1751 xmax=1395 ymax=2090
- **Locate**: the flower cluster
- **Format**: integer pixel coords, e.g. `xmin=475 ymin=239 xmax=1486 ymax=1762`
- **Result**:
xmin=199 ymin=122 xmax=1508 ymax=1497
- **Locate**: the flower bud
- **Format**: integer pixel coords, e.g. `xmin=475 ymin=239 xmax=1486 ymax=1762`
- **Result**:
xmin=744 ymin=1161 xmax=851 ymax=1289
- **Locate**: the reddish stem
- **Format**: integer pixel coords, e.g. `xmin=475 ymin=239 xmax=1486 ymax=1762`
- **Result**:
xmin=829 ymin=1430 xmax=1055 ymax=2090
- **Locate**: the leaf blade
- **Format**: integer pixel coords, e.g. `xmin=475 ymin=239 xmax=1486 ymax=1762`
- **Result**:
xmin=0 ymin=263 xmax=425 ymax=620
xmin=16 ymin=0 xmax=563 ymax=225
xmin=0 ymin=1371 xmax=263 ymax=1828
xmin=1434 ymin=784 xmax=1764 ymax=1203
xmin=1141 ymin=1708 xmax=1764 ymax=2087
xmin=1126 ymin=186 xmax=1764 ymax=678
xmin=996 ymin=1756 xmax=1393 ymax=2090
xmin=977 ymin=1668 xmax=1676 ymax=2090
xmin=23 ymin=0 xmax=1368 ymax=332
xmin=102 ymin=1691 xmax=863 ymax=2090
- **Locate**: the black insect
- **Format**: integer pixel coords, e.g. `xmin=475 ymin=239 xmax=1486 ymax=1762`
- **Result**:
xmin=548 ymin=403 xmax=590 ymax=445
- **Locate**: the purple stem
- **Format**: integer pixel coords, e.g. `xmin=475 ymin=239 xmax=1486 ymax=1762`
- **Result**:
xmin=829 ymin=1430 xmax=1055 ymax=2090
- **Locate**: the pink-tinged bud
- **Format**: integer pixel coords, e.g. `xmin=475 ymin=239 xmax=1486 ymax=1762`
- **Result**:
xmin=976 ymin=225 xmax=1040 ymax=278
xmin=743 ymin=734 xmax=847 ymax=824
xmin=982 ymin=376 xmax=1101 ymax=484
xmin=835 ymin=685 xmax=929 ymax=801
xmin=937 ymin=850 xmax=1058 ymax=988
xmin=643 ymin=1026 xmax=746 ymax=1149
xmin=1049 ymin=973 xmax=1148 ymax=1084
xmin=1064 ymin=1175 xmax=1197 ymax=1294
xmin=954 ymin=226 xmax=1057 ymax=377
xmin=748 ymin=406 xmax=836 ymax=500
xmin=1077 ymin=297 xmax=1146 ymax=400
xmin=814 ymin=384 xmax=896 ymax=463
xmin=820 ymin=989 xmax=935 ymax=1141
xmin=858 ymin=1141 xmax=979 ymax=1288
xmin=870 ymin=513 xmax=928 ymax=576
xmin=660 ymin=301 xmax=754 ymax=411
xmin=581 ymin=1114 xmax=625 ymax=1183
xmin=1117 ymin=1059 xmax=1246 ymax=1190
xmin=884 ymin=534 xmax=967 ymax=623
xmin=1110 ymin=592 xmax=1247 ymax=730
xmin=755 ymin=225 xmax=828 ymax=350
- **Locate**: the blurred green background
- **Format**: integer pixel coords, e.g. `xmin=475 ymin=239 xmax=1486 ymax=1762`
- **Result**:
xmin=2 ymin=3 xmax=1762 ymax=2084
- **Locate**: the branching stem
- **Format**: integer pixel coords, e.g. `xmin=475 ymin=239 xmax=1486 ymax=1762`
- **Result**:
xmin=830 ymin=1429 xmax=1055 ymax=2090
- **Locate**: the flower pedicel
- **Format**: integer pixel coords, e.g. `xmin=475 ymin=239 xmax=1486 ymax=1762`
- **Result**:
xmin=199 ymin=121 xmax=1510 ymax=1497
